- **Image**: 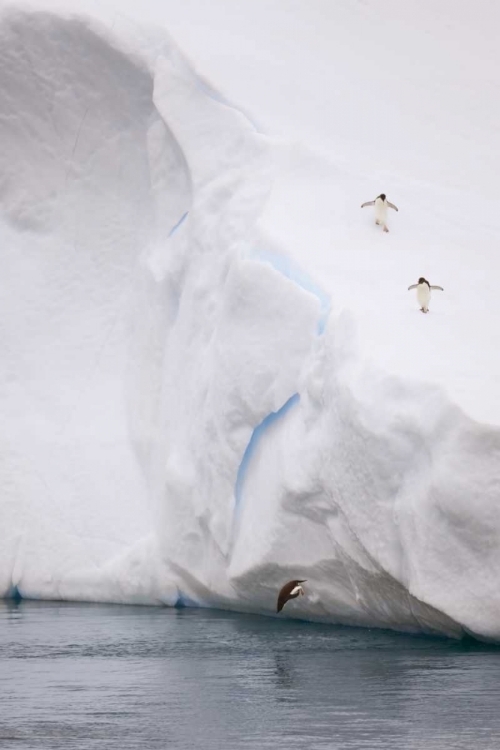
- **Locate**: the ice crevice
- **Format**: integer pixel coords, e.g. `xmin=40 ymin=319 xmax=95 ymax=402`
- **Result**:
xmin=234 ymin=393 xmax=301 ymax=515
xmin=0 ymin=7 xmax=500 ymax=642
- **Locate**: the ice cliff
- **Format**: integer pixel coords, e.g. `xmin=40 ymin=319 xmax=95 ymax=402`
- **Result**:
xmin=1 ymin=3 xmax=500 ymax=641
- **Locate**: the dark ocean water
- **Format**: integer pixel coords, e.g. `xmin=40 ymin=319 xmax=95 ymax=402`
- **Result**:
xmin=0 ymin=601 xmax=499 ymax=749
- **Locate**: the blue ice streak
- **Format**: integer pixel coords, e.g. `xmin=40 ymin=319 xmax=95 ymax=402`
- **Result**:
xmin=8 ymin=585 xmax=22 ymax=602
xmin=168 ymin=211 xmax=189 ymax=238
xmin=251 ymin=248 xmax=331 ymax=334
xmin=174 ymin=590 xmax=199 ymax=608
xmin=235 ymin=393 xmax=300 ymax=511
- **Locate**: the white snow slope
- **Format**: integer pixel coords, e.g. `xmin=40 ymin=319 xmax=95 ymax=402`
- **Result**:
xmin=1 ymin=0 xmax=500 ymax=640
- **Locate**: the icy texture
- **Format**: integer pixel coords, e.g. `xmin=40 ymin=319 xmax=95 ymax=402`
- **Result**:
xmin=1 ymin=2 xmax=500 ymax=640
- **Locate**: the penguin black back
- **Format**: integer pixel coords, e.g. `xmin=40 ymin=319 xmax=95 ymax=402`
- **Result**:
xmin=277 ymin=579 xmax=307 ymax=613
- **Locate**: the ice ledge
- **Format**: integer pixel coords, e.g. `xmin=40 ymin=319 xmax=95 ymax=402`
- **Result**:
xmin=0 ymin=8 xmax=499 ymax=643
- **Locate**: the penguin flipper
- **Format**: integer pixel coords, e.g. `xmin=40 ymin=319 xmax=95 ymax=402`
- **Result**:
xmin=361 ymin=201 xmax=375 ymax=208
xmin=408 ymin=284 xmax=418 ymax=290
xmin=387 ymin=201 xmax=399 ymax=211
xmin=431 ymin=285 xmax=444 ymax=291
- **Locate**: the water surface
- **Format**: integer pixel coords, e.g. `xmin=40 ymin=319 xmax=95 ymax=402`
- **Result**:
xmin=0 ymin=601 xmax=499 ymax=749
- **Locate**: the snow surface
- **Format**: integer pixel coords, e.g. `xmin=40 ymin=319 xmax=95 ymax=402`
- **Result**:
xmin=1 ymin=0 xmax=500 ymax=640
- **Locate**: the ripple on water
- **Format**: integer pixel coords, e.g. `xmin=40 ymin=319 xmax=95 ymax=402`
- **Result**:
xmin=0 ymin=601 xmax=500 ymax=749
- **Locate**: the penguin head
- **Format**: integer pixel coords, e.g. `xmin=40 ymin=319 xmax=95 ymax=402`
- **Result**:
xmin=377 ymin=193 xmax=386 ymax=201
xmin=418 ymin=277 xmax=429 ymax=286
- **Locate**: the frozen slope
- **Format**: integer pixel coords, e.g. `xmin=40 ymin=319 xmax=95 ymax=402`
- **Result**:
xmin=1 ymin=2 xmax=500 ymax=639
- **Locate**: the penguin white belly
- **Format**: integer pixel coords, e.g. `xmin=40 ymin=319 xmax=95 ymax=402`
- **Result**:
xmin=417 ymin=285 xmax=431 ymax=309
xmin=374 ymin=199 xmax=387 ymax=224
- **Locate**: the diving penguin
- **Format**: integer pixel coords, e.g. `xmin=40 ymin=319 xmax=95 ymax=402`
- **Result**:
xmin=361 ymin=193 xmax=398 ymax=233
xmin=408 ymin=277 xmax=444 ymax=313
xmin=277 ymin=580 xmax=306 ymax=613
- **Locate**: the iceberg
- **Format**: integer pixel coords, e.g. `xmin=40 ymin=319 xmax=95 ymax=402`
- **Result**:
xmin=1 ymin=2 xmax=500 ymax=641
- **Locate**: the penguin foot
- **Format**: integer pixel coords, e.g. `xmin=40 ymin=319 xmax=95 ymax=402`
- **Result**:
xmin=375 ymin=220 xmax=380 ymax=225
xmin=383 ymin=226 xmax=389 ymax=233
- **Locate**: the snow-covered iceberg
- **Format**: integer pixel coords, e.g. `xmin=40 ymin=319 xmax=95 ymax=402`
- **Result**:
xmin=1 ymin=3 xmax=500 ymax=641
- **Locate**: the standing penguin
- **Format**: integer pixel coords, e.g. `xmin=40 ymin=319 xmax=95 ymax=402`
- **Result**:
xmin=277 ymin=580 xmax=306 ymax=613
xmin=361 ymin=193 xmax=398 ymax=233
xmin=408 ymin=277 xmax=444 ymax=313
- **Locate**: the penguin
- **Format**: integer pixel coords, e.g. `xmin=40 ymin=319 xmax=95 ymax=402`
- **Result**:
xmin=277 ymin=580 xmax=306 ymax=613
xmin=407 ymin=277 xmax=444 ymax=313
xmin=361 ymin=193 xmax=398 ymax=233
